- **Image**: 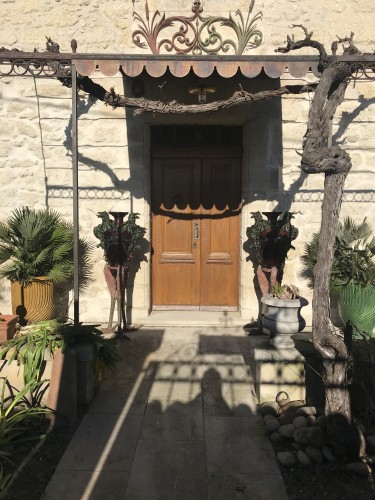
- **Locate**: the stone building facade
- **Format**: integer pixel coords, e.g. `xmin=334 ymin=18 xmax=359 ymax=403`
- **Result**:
xmin=0 ymin=0 xmax=374 ymax=325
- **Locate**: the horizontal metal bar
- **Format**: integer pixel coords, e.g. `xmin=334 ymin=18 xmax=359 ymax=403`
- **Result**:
xmin=2 ymin=51 xmax=375 ymax=63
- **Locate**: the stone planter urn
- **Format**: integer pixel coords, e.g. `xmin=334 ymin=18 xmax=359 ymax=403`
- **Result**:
xmin=261 ymin=294 xmax=308 ymax=348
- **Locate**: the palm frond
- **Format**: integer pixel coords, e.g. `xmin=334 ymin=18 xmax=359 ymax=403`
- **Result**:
xmin=302 ymin=217 xmax=375 ymax=290
xmin=0 ymin=207 xmax=94 ymax=287
xmin=338 ymin=284 xmax=375 ymax=337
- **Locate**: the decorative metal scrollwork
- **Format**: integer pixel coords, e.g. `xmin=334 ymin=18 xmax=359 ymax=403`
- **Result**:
xmin=132 ymin=0 xmax=263 ymax=55
xmin=348 ymin=63 xmax=375 ymax=80
xmin=0 ymin=57 xmax=71 ymax=78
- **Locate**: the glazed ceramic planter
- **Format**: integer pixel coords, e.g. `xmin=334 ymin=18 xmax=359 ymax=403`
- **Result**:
xmin=11 ymin=277 xmax=54 ymax=323
xmin=261 ymin=294 xmax=308 ymax=348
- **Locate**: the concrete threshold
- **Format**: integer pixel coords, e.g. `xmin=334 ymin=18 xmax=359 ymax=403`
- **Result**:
xmin=138 ymin=310 xmax=246 ymax=327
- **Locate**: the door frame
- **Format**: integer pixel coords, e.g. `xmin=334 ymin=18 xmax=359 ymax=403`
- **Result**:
xmin=150 ymin=146 xmax=243 ymax=311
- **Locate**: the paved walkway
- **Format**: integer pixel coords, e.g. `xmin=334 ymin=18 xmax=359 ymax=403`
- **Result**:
xmin=43 ymin=326 xmax=288 ymax=500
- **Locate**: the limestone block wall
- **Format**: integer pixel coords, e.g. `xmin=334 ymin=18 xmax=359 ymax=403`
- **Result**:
xmin=1 ymin=0 xmax=374 ymax=54
xmin=0 ymin=0 xmax=374 ymax=325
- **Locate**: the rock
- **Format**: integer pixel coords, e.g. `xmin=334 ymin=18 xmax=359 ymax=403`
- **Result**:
xmin=293 ymin=427 xmax=310 ymax=446
xmin=270 ymin=432 xmax=285 ymax=443
xmin=263 ymin=414 xmax=277 ymax=423
xmin=346 ymin=462 xmax=372 ymax=476
xmin=279 ymin=424 xmax=295 ymax=438
xmin=279 ymin=401 xmax=305 ymax=425
xmin=297 ymin=450 xmax=312 ymax=466
xmin=277 ymin=452 xmax=297 ymax=467
xmin=259 ymin=401 xmax=278 ymax=417
xmin=308 ymin=426 xmax=326 ymax=448
xmin=297 ymin=406 xmax=317 ymax=416
xmin=265 ymin=419 xmax=280 ymax=433
xmin=305 ymin=446 xmax=323 ymax=464
xmin=322 ymin=446 xmax=336 ymax=463
xmin=293 ymin=416 xmax=308 ymax=429
xmin=307 ymin=415 xmax=317 ymax=426
xmin=290 ymin=442 xmax=302 ymax=451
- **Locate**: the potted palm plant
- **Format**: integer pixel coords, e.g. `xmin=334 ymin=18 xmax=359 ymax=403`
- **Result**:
xmin=0 ymin=207 xmax=93 ymax=324
xmin=302 ymin=216 xmax=375 ymax=339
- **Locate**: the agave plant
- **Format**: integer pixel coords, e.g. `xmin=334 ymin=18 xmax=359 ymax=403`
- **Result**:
xmin=0 ymin=207 xmax=93 ymax=289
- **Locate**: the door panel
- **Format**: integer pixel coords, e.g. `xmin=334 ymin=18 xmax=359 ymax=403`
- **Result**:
xmin=152 ymin=154 xmax=241 ymax=309
xmin=152 ymin=159 xmax=201 ymax=306
xmin=200 ymin=158 xmax=242 ymax=307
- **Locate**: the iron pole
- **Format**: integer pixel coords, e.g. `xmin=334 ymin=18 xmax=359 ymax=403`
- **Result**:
xmin=71 ymin=63 xmax=79 ymax=326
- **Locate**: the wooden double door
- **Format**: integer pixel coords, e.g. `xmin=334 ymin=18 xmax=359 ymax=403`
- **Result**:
xmin=151 ymin=151 xmax=242 ymax=310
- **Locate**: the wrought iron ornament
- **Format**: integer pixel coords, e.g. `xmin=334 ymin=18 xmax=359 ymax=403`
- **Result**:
xmin=0 ymin=38 xmax=72 ymax=78
xmin=132 ymin=0 xmax=263 ymax=55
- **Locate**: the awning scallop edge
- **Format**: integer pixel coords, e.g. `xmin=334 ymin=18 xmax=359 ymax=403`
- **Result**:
xmin=74 ymin=58 xmax=321 ymax=79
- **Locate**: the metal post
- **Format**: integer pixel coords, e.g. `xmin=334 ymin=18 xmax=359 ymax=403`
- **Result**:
xmin=71 ymin=63 xmax=80 ymax=326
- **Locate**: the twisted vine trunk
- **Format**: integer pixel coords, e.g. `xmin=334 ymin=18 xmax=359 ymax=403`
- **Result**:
xmin=277 ymin=31 xmax=366 ymax=460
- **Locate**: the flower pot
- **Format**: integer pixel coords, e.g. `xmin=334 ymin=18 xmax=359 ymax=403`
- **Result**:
xmin=11 ymin=278 xmax=54 ymax=323
xmin=0 ymin=314 xmax=18 ymax=341
xmin=261 ymin=294 xmax=308 ymax=348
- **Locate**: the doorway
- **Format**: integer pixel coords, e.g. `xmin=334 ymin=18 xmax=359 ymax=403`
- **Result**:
xmin=151 ymin=126 xmax=242 ymax=310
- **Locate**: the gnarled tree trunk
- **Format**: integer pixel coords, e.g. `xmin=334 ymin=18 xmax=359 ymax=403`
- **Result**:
xmin=277 ymin=28 xmax=366 ymax=460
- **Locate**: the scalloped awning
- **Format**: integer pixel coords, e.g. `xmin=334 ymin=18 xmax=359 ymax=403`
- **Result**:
xmin=74 ymin=56 xmax=321 ymax=79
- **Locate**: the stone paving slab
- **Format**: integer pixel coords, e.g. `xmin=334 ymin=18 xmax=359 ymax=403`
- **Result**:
xmin=43 ymin=470 xmax=129 ymax=500
xmin=88 ymin=378 xmax=153 ymax=416
xmin=140 ymin=396 xmax=204 ymax=441
xmin=202 ymin=379 xmax=258 ymax=416
xmin=207 ymin=473 xmax=288 ymax=500
xmin=204 ymin=416 xmax=280 ymax=475
xmin=57 ymin=413 xmax=142 ymax=472
xmin=43 ymin=327 xmax=288 ymax=499
xmin=125 ymin=440 xmax=207 ymax=500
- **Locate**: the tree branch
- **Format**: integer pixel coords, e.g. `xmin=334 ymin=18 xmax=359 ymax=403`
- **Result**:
xmin=275 ymin=25 xmax=329 ymax=68
xmin=99 ymin=84 xmax=316 ymax=115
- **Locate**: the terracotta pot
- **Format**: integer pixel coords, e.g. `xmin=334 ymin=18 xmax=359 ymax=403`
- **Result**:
xmin=0 ymin=314 xmax=18 ymax=341
xmin=11 ymin=278 xmax=54 ymax=323
xmin=261 ymin=294 xmax=308 ymax=348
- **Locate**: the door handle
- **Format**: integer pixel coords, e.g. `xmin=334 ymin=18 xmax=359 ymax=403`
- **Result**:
xmin=193 ymin=220 xmax=200 ymax=240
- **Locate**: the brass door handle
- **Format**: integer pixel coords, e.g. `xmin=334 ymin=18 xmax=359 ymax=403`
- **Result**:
xmin=193 ymin=220 xmax=200 ymax=240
